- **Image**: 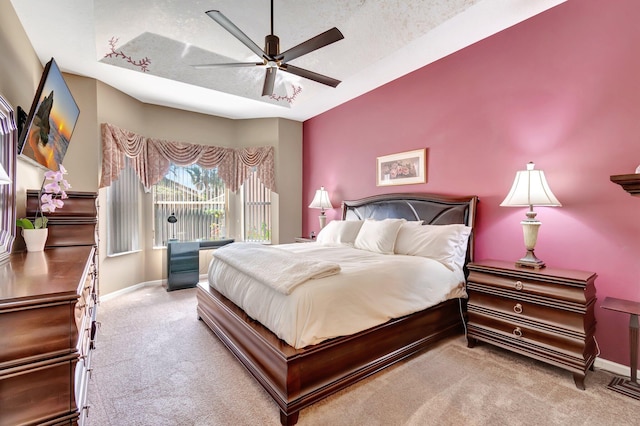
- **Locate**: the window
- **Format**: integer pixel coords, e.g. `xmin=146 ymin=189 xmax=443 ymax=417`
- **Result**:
xmin=242 ymin=171 xmax=271 ymax=243
xmin=106 ymin=157 xmax=141 ymax=255
xmin=152 ymin=164 xmax=226 ymax=246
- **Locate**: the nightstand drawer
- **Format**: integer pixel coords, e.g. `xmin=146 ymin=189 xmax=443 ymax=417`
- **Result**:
xmin=467 ymin=290 xmax=595 ymax=337
xmin=468 ymin=270 xmax=592 ymax=305
xmin=467 ymin=313 xmax=595 ymax=364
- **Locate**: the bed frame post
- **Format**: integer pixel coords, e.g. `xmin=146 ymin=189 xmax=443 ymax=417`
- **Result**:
xmin=280 ymin=410 xmax=299 ymax=426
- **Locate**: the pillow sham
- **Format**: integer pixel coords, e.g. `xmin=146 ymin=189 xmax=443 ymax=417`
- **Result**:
xmin=354 ymin=218 xmax=406 ymax=254
xmin=316 ymin=220 xmax=364 ymax=246
xmin=394 ymin=223 xmax=472 ymax=271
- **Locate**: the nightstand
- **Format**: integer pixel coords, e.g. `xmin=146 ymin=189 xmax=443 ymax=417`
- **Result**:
xmin=601 ymin=296 xmax=640 ymax=400
xmin=466 ymin=260 xmax=597 ymax=390
xmin=294 ymin=237 xmax=315 ymax=243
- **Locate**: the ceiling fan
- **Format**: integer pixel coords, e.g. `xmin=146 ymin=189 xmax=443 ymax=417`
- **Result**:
xmin=194 ymin=0 xmax=344 ymax=97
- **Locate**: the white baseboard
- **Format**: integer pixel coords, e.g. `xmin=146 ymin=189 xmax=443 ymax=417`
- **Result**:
xmin=595 ymin=357 xmax=630 ymax=378
xmin=100 ymin=277 xmax=208 ymax=302
xmin=100 ymin=279 xmax=164 ymax=302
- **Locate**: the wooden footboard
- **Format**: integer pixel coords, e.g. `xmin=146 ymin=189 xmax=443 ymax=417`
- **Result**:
xmin=197 ymin=282 xmax=464 ymax=425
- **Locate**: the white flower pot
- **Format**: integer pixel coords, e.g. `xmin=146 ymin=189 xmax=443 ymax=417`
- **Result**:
xmin=22 ymin=228 xmax=49 ymax=252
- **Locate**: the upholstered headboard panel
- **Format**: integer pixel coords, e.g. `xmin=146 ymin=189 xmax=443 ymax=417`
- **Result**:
xmin=342 ymin=193 xmax=479 ymax=261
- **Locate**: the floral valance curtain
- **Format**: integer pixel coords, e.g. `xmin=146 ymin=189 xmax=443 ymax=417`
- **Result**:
xmin=99 ymin=123 xmax=275 ymax=193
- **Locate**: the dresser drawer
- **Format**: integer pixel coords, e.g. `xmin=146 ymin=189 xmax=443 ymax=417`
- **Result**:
xmin=0 ymin=302 xmax=75 ymax=367
xmin=0 ymin=355 xmax=78 ymax=426
xmin=75 ymin=286 xmax=90 ymax=331
xmin=75 ymin=350 xmax=93 ymax=424
xmin=467 ymin=284 xmax=596 ymax=336
xmin=46 ymin=223 xmax=97 ymax=248
xmin=27 ymin=190 xmax=97 ymax=218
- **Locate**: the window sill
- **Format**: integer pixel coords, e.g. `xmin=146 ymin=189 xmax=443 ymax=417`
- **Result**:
xmin=106 ymin=249 xmax=143 ymax=258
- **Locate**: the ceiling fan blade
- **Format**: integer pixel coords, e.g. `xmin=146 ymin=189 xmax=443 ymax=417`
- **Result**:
xmin=276 ymin=28 xmax=344 ymax=63
xmin=262 ymin=67 xmax=277 ymax=96
xmin=206 ymin=10 xmax=267 ymax=60
xmin=279 ymin=64 xmax=341 ymax=88
xmin=192 ymin=62 xmax=263 ymax=69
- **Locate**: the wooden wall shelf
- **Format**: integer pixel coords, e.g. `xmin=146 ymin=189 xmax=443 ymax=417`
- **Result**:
xmin=610 ymin=174 xmax=640 ymax=196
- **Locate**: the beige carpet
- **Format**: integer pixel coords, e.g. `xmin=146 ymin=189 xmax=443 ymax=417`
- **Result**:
xmin=87 ymin=284 xmax=639 ymax=426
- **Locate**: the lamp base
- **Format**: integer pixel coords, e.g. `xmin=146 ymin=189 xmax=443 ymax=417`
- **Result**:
xmin=516 ymin=217 xmax=545 ymax=269
xmin=318 ymin=214 xmax=327 ymax=229
xmin=515 ymin=249 xmax=546 ymax=269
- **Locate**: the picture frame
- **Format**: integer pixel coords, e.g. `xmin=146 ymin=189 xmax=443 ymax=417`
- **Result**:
xmin=376 ymin=148 xmax=426 ymax=186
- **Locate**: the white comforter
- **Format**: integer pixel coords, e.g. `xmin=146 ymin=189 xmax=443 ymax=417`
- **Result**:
xmin=212 ymin=242 xmax=341 ymax=294
xmin=207 ymin=243 xmax=467 ymax=349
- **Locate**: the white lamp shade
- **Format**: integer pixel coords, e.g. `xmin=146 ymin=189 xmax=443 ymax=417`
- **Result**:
xmin=500 ymin=162 xmax=561 ymax=207
xmin=308 ymin=186 xmax=334 ymax=211
xmin=0 ymin=163 xmax=10 ymax=185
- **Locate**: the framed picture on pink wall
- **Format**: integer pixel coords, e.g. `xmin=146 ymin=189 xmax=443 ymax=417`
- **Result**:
xmin=376 ymin=148 xmax=426 ymax=186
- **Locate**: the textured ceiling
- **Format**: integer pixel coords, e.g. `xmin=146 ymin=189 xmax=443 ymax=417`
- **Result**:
xmin=10 ymin=0 xmax=565 ymax=121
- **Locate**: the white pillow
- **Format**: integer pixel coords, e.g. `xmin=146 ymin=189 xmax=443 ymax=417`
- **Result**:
xmin=316 ymin=220 xmax=364 ymax=246
xmin=354 ymin=219 xmax=406 ymax=254
xmin=394 ymin=223 xmax=472 ymax=271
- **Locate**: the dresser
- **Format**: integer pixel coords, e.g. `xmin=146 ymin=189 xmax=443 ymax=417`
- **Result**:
xmin=0 ymin=246 xmax=97 ymax=425
xmin=0 ymin=190 xmax=99 ymax=425
xmin=466 ymin=260 xmax=597 ymax=389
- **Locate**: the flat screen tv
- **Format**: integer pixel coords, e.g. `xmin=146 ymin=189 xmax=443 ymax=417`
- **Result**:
xmin=18 ymin=58 xmax=80 ymax=171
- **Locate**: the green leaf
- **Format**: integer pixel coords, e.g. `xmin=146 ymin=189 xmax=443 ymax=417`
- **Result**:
xmin=16 ymin=218 xmax=35 ymax=229
xmin=34 ymin=217 xmax=48 ymax=229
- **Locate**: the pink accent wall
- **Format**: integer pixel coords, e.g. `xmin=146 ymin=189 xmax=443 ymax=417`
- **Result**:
xmin=303 ymin=0 xmax=640 ymax=368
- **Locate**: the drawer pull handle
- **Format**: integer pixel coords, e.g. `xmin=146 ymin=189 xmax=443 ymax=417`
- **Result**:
xmin=513 ymin=303 xmax=523 ymax=314
xmin=514 ymin=280 xmax=523 ymax=291
xmin=513 ymin=327 xmax=523 ymax=338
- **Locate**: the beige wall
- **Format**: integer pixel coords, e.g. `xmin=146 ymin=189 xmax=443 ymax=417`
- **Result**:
xmin=0 ymin=1 xmax=41 ymax=112
xmin=275 ymin=119 xmax=303 ymax=244
xmin=234 ymin=118 xmax=303 ymax=245
xmin=0 ymin=0 xmax=47 ymax=226
xmin=1 ymin=0 xmax=304 ymax=296
xmin=94 ymin=83 xmax=146 ymax=295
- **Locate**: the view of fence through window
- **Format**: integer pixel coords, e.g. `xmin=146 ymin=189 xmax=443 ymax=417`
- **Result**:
xmin=243 ymin=170 xmax=272 ymax=243
xmin=152 ymin=164 xmax=226 ymax=246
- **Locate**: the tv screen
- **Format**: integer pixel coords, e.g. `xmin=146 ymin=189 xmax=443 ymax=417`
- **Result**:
xmin=18 ymin=58 xmax=80 ymax=171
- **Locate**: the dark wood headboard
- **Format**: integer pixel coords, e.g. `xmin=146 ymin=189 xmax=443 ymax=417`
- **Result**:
xmin=341 ymin=193 xmax=479 ymax=262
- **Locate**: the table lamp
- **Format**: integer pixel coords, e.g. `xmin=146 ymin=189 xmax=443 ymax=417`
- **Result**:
xmin=500 ymin=162 xmax=561 ymax=269
xmin=308 ymin=186 xmax=333 ymax=229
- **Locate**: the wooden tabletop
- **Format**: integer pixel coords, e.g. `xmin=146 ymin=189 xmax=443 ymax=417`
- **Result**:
xmin=601 ymin=296 xmax=640 ymax=316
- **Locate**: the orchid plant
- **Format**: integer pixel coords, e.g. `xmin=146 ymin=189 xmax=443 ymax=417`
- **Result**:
xmin=16 ymin=165 xmax=71 ymax=230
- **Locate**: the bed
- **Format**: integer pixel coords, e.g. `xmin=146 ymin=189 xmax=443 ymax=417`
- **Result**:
xmin=197 ymin=192 xmax=478 ymax=425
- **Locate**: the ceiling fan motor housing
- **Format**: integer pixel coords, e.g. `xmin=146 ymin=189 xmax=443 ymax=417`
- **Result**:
xmin=265 ymin=34 xmax=279 ymax=58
